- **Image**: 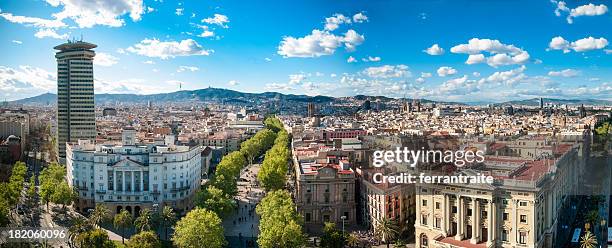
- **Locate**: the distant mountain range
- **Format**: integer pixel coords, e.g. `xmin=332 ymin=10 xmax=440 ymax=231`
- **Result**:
xmin=9 ymin=88 xmax=612 ymax=106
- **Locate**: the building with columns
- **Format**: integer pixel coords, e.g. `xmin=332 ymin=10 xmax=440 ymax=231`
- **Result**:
xmin=66 ymin=127 xmax=202 ymax=215
xmin=415 ymin=142 xmax=580 ymax=248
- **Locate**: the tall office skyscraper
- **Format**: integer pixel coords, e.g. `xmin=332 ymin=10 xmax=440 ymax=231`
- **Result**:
xmin=54 ymin=40 xmax=96 ymax=163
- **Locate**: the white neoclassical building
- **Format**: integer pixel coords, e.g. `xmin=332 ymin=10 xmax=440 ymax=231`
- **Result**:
xmin=66 ymin=127 xmax=202 ymax=215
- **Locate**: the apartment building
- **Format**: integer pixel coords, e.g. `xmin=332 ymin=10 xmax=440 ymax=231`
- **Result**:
xmin=415 ymin=142 xmax=580 ymax=248
xmin=66 ymin=127 xmax=202 ymax=215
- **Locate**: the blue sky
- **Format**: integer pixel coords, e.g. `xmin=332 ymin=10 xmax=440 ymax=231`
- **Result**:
xmin=0 ymin=0 xmax=610 ymax=102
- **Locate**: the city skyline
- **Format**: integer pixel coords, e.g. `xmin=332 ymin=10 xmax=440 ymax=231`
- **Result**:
xmin=1 ymin=0 xmax=611 ymax=102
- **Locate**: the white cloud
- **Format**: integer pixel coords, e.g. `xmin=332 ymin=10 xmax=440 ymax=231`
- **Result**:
xmin=289 ymin=73 xmax=307 ymax=85
xmin=347 ymin=56 xmax=357 ymax=63
xmin=143 ymin=60 xmax=155 ymax=64
xmin=175 ymin=8 xmax=183 ymax=16
xmin=264 ymin=57 xmax=272 ymax=62
xmin=0 ymin=65 xmax=56 ymax=96
xmin=202 ymin=14 xmax=229 ymax=28
xmin=94 ymin=52 xmax=119 ymax=66
xmin=472 ymin=72 xmax=481 ymax=77
xmin=126 ymin=38 xmax=212 ymax=59
xmin=363 ymin=65 xmax=410 ymax=78
xmin=420 ymin=72 xmax=432 ymax=78
xmin=423 ymin=44 xmax=444 ymax=55
xmin=439 ymin=75 xmax=479 ymax=95
xmin=278 ymin=29 xmax=364 ymax=58
xmin=352 ymin=12 xmax=368 ymax=23
xmin=548 ymin=69 xmax=580 ymax=77
xmin=451 ymin=38 xmax=523 ymax=55
xmin=47 ymin=0 xmax=145 ymax=28
xmin=486 ymin=51 xmax=529 ymax=67
xmin=0 ymin=12 xmax=66 ymax=28
xmin=34 ymin=28 xmax=68 ymax=39
xmin=324 ymin=14 xmax=351 ymax=31
xmin=451 ymin=38 xmax=529 ymax=67
xmin=437 ymin=66 xmax=457 ymax=77
xmin=362 ymin=56 xmax=381 ymax=62
xmin=177 ymin=66 xmax=199 ymax=72
xmin=478 ymin=65 xmax=527 ymax=87
xmin=199 ymin=29 xmax=214 ymax=38
xmin=465 ymin=54 xmax=485 ymax=64
xmin=11 ymin=40 xmax=22 ymax=44
xmin=265 ymin=83 xmax=294 ymax=91
xmin=147 ymin=7 xmax=155 ymax=13
xmin=228 ymin=80 xmax=238 ymax=86
xmin=553 ymin=1 xmax=608 ymax=24
xmin=416 ymin=77 xmax=425 ymax=83
xmin=548 ymin=36 xmax=608 ymax=53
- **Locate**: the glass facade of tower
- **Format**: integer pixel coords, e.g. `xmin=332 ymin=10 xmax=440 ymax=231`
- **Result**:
xmin=54 ymin=41 xmax=97 ymax=162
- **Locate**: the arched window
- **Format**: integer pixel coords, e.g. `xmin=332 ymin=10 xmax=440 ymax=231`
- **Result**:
xmin=420 ymin=233 xmax=429 ymax=247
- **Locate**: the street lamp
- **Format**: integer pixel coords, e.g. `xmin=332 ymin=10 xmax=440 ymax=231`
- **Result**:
xmin=341 ymin=215 xmax=347 ymax=235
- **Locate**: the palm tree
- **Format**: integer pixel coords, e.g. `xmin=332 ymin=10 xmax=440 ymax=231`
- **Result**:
xmin=113 ymin=209 xmax=133 ymax=244
xmin=346 ymin=232 xmax=360 ymax=248
xmin=135 ymin=208 xmax=154 ymax=232
xmin=89 ymin=204 xmax=111 ymax=227
xmin=158 ymin=206 xmax=177 ymax=240
xmin=375 ymin=217 xmax=399 ymax=248
xmin=580 ymin=231 xmax=597 ymax=248
xmin=68 ymin=217 xmax=93 ymax=248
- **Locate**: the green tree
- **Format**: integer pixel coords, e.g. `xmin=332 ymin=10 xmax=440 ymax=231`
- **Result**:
xmin=27 ymin=174 xmax=37 ymax=200
xmin=375 ymin=217 xmax=400 ymax=248
xmin=39 ymin=163 xmax=66 ymax=209
xmin=158 ymin=206 xmax=177 ymax=241
xmin=580 ymin=231 xmax=597 ymax=248
xmin=89 ymin=204 xmax=111 ymax=227
xmin=172 ymin=208 xmax=226 ymax=248
xmin=256 ymin=190 xmax=305 ymax=248
xmin=50 ymin=181 xmax=76 ymax=210
xmin=114 ymin=209 xmax=133 ymax=244
xmin=195 ymin=186 xmax=236 ymax=218
xmin=346 ymin=232 xmax=360 ymax=248
xmin=135 ymin=208 xmax=155 ymax=232
xmin=68 ymin=216 xmax=94 ymax=248
xmin=127 ymin=231 xmax=161 ymax=248
xmin=75 ymin=228 xmax=115 ymax=248
xmin=320 ymin=222 xmax=345 ymax=248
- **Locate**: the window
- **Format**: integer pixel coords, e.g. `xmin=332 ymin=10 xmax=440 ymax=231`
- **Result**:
xmin=305 ymin=213 xmax=311 ymax=222
xmin=519 ymin=231 xmax=527 ymax=244
xmin=467 ymin=209 xmax=472 ymax=216
xmin=452 ymin=206 xmax=457 ymax=213
xmin=482 ymin=210 xmax=488 ymax=217
xmin=435 ymin=217 xmax=441 ymax=228
xmin=343 ymin=212 xmax=349 ymax=220
xmin=421 ymin=215 xmax=428 ymax=225
xmin=520 ymin=201 xmax=528 ymax=207
xmin=435 ymin=202 xmax=441 ymax=209
xmin=502 ymin=230 xmax=509 ymax=241
xmin=520 ymin=215 xmax=527 ymax=223
xmin=503 ymin=212 xmax=509 ymax=221
xmin=422 ymin=199 xmax=427 ymax=206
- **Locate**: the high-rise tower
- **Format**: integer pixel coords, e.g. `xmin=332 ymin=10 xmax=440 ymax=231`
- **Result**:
xmin=54 ymin=40 xmax=96 ymax=163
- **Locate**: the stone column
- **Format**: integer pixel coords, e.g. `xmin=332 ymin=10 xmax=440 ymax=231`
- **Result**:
xmin=455 ymin=195 xmax=463 ymax=240
xmin=122 ymin=171 xmax=126 ymax=192
xmin=131 ymin=171 xmax=135 ymax=192
xmin=488 ymin=199 xmax=496 ymax=246
xmin=471 ymin=198 xmax=479 ymax=244
xmin=113 ymin=170 xmax=117 ymax=191
xmin=444 ymin=194 xmax=449 ymax=236
xmin=513 ymin=199 xmax=518 ymax=245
